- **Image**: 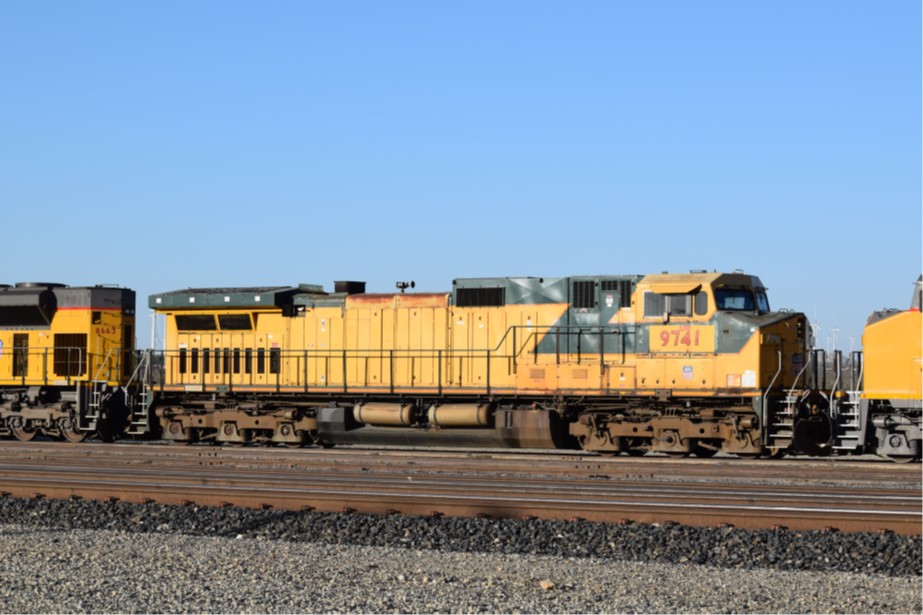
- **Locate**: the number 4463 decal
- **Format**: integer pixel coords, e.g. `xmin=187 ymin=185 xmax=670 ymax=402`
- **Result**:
xmin=650 ymin=325 xmax=715 ymax=352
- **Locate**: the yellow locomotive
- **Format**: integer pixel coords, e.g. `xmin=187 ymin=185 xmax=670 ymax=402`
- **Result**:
xmin=850 ymin=276 xmax=921 ymax=462
xmin=0 ymin=283 xmax=137 ymax=441
xmin=148 ymin=271 xmax=816 ymax=457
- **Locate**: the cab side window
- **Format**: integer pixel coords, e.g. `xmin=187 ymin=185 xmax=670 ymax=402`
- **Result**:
xmin=643 ymin=292 xmax=696 ymax=317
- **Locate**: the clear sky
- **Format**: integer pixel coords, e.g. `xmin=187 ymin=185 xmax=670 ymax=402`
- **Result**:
xmin=1 ymin=1 xmax=919 ymax=351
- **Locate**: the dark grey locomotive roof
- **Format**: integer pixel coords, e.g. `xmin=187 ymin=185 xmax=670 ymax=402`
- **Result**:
xmin=0 ymin=284 xmax=135 ymax=329
xmin=152 ymin=276 xmax=649 ymax=312
xmin=150 ymin=284 xmax=325 ymax=310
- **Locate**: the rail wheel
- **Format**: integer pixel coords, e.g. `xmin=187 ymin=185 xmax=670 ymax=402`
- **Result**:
xmin=692 ymin=444 xmax=718 ymax=458
xmin=165 ymin=422 xmax=197 ymax=445
xmin=886 ymin=454 xmax=918 ymax=464
xmin=59 ymin=418 xmax=86 ymax=443
xmin=11 ymin=426 xmax=37 ymax=442
xmin=665 ymin=451 xmax=690 ymax=459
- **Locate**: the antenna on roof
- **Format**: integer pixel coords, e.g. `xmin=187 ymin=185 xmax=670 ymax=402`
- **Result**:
xmin=396 ymin=281 xmax=415 ymax=294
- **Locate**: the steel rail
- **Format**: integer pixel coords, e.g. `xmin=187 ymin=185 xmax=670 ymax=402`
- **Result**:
xmin=0 ymin=476 xmax=917 ymax=535
xmin=0 ymin=460 xmax=917 ymax=507
xmin=0 ymin=455 xmax=918 ymax=535
xmin=0 ymin=442 xmax=916 ymax=485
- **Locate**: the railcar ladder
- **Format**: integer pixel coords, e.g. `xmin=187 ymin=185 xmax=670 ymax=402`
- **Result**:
xmin=767 ymin=396 xmax=798 ymax=448
xmin=79 ymin=381 xmax=106 ymax=431
xmin=832 ymin=392 xmax=866 ymax=452
xmin=124 ymin=351 xmax=154 ymax=436
xmin=125 ymin=387 xmax=152 ymax=436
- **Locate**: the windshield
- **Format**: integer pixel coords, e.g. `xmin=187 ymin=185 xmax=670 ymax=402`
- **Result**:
xmin=755 ymin=292 xmax=770 ymax=313
xmin=714 ymin=288 xmax=756 ymax=311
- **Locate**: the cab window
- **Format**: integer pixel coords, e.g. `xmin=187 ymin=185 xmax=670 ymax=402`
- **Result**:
xmin=694 ymin=292 xmax=708 ymax=315
xmin=755 ymin=292 xmax=770 ymax=313
xmin=715 ymin=289 xmax=755 ymax=311
xmin=643 ymin=292 xmax=694 ymax=317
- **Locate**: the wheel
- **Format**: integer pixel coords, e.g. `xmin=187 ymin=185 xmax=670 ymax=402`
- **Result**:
xmin=886 ymin=454 xmax=918 ymax=464
xmin=59 ymin=418 xmax=87 ymax=443
xmin=11 ymin=426 xmax=37 ymax=442
xmin=577 ymin=435 xmax=619 ymax=456
xmin=165 ymin=422 xmax=196 ymax=445
xmin=692 ymin=444 xmax=718 ymax=458
xmin=665 ymin=451 xmax=690 ymax=459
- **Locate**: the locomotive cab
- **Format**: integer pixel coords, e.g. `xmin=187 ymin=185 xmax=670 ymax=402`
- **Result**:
xmin=633 ymin=272 xmax=807 ymax=394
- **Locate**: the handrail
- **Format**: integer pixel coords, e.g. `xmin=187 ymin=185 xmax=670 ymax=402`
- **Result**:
xmin=94 ymin=347 xmax=119 ymax=381
xmin=10 ymin=346 xmax=86 ymax=384
xmin=851 ymin=350 xmax=864 ymax=393
xmin=152 ymin=324 xmax=638 ymax=363
xmin=829 ymin=350 xmax=842 ymax=414
xmin=766 ymin=350 xmax=783 ymax=397
xmin=123 ymin=349 xmax=150 ymax=391
xmin=151 ymin=330 xmax=636 ymax=392
xmin=761 ymin=350 xmax=783 ymax=445
xmin=494 ymin=323 xmax=637 ymax=356
xmin=787 ymin=349 xmax=813 ymax=400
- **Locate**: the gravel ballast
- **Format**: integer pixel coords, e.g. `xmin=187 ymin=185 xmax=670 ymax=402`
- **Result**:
xmin=0 ymin=496 xmax=919 ymax=613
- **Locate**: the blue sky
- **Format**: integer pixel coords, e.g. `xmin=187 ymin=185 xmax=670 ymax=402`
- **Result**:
xmin=1 ymin=1 xmax=919 ymax=350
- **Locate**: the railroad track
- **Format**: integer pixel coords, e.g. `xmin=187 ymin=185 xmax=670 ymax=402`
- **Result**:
xmin=0 ymin=441 xmax=918 ymax=535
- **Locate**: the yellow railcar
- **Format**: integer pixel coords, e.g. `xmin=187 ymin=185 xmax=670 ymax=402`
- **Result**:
xmin=0 ymin=283 xmax=136 ymax=441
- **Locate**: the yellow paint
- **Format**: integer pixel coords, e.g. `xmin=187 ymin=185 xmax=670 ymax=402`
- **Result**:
xmin=0 ymin=308 xmax=132 ymax=387
xmin=862 ymin=309 xmax=922 ymax=401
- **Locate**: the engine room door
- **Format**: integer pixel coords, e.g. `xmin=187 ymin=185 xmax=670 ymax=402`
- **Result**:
xmin=567 ymin=280 xmax=602 ymax=389
xmin=12 ymin=333 xmax=28 ymax=380
xmin=567 ymin=279 xmax=629 ymax=390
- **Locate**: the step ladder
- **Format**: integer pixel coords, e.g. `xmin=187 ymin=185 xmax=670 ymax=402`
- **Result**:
xmin=125 ymin=386 xmax=152 ymax=436
xmin=124 ymin=350 xmax=155 ymax=436
xmin=832 ymin=392 xmax=867 ymax=452
xmin=79 ymin=381 xmax=107 ymax=431
xmin=766 ymin=395 xmax=798 ymax=448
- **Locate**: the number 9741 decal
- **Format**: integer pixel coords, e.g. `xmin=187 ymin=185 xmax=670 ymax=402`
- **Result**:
xmin=649 ymin=325 xmax=715 ymax=353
